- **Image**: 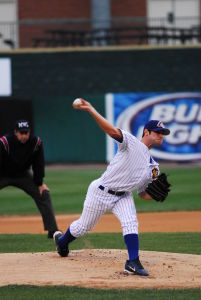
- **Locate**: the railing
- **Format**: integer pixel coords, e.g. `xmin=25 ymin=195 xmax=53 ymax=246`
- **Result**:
xmin=0 ymin=22 xmax=17 ymax=49
xmin=32 ymin=26 xmax=201 ymax=47
xmin=0 ymin=16 xmax=200 ymax=49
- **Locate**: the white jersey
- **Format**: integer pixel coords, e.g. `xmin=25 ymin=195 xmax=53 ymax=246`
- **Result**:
xmin=100 ymin=130 xmax=159 ymax=193
xmin=70 ymin=129 xmax=159 ymax=239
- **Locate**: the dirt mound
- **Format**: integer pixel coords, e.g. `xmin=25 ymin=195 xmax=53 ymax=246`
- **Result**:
xmin=1 ymin=249 xmax=201 ymax=289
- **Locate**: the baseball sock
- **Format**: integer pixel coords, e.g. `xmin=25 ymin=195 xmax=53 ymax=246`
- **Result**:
xmin=124 ymin=233 xmax=139 ymax=261
xmin=59 ymin=227 xmax=76 ymax=247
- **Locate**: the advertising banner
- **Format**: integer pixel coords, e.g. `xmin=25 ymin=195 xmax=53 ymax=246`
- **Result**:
xmin=105 ymin=92 xmax=201 ymax=162
xmin=0 ymin=58 xmax=11 ymax=96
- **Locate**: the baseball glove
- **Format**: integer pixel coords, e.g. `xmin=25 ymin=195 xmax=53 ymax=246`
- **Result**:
xmin=145 ymin=173 xmax=171 ymax=202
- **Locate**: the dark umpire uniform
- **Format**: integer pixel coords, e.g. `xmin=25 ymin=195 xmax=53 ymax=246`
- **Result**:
xmin=0 ymin=120 xmax=58 ymax=238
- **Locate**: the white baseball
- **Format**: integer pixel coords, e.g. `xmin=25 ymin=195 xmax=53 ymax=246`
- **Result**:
xmin=73 ymin=98 xmax=82 ymax=106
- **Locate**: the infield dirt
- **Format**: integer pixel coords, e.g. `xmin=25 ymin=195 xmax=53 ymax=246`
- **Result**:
xmin=0 ymin=211 xmax=201 ymax=234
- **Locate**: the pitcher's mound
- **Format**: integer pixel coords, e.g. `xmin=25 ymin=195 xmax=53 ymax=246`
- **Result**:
xmin=1 ymin=249 xmax=201 ymax=289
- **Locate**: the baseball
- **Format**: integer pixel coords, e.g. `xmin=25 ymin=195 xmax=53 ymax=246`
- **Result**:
xmin=73 ymin=98 xmax=82 ymax=107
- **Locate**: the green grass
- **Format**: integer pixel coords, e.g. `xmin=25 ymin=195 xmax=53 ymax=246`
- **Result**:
xmin=0 ymin=169 xmax=101 ymax=215
xmin=0 ymin=166 xmax=200 ymax=299
xmin=0 ymin=286 xmax=201 ymax=300
xmin=0 ymin=232 xmax=200 ymax=254
xmin=0 ymin=166 xmax=201 ymax=215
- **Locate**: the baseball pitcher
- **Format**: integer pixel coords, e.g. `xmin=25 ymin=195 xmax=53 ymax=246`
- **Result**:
xmin=54 ymin=99 xmax=171 ymax=276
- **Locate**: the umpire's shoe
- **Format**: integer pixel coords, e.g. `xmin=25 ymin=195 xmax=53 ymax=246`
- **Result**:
xmin=48 ymin=230 xmax=57 ymax=239
xmin=124 ymin=257 xmax=149 ymax=276
xmin=53 ymin=231 xmax=69 ymax=257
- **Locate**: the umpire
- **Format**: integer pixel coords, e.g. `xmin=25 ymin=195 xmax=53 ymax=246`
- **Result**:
xmin=0 ymin=119 xmax=58 ymax=238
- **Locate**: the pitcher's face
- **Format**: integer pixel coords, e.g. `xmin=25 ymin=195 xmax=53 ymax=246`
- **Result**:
xmin=149 ymin=131 xmax=164 ymax=146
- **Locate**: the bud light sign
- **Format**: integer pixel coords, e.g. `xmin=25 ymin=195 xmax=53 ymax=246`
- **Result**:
xmin=105 ymin=92 xmax=201 ymax=162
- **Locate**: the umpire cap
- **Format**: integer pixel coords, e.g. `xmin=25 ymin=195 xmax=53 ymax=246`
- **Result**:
xmin=15 ymin=120 xmax=31 ymax=132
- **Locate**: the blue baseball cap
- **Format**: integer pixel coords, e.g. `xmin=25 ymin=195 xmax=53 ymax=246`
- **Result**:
xmin=143 ymin=120 xmax=170 ymax=135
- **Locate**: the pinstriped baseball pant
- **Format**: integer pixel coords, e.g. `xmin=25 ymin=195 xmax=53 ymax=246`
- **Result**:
xmin=70 ymin=179 xmax=138 ymax=237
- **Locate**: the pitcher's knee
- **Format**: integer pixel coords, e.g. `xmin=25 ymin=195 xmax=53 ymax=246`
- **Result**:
xmin=70 ymin=219 xmax=93 ymax=237
xmin=121 ymin=220 xmax=138 ymax=236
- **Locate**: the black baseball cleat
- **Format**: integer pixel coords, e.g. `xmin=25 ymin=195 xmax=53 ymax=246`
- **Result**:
xmin=124 ymin=257 xmax=149 ymax=276
xmin=53 ymin=231 xmax=69 ymax=257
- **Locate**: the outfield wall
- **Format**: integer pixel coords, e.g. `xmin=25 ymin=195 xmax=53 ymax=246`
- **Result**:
xmin=0 ymin=46 xmax=200 ymax=162
xmin=33 ymin=95 xmax=105 ymax=162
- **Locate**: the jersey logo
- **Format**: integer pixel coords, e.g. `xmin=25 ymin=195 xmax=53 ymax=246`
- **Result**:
xmin=0 ymin=136 xmax=9 ymax=153
xmin=152 ymin=167 xmax=158 ymax=179
xmin=34 ymin=137 xmax=41 ymax=152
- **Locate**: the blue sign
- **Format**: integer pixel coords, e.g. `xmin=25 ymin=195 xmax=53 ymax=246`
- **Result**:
xmin=105 ymin=92 xmax=201 ymax=162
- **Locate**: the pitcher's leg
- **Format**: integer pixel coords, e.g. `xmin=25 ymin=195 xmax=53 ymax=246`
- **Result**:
xmin=70 ymin=204 xmax=105 ymax=237
xmin=112 ymin=193 xmax=139 ymax=260
xmin=55 ymin=203 xmax=106 ymax=257
xmin=55 ymin=179 xmax=109 ymax=256
xmin=112 ymin=193 xmax=138 ymax=236
xmin=112 ymin=194 xmax=148 ymax=276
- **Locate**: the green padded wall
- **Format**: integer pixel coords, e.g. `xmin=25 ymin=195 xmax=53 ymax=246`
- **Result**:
xmin=33 ymin=95 xmax=105 ymax=162
xmin=0 ymin=46 xmax=200 ymax=162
